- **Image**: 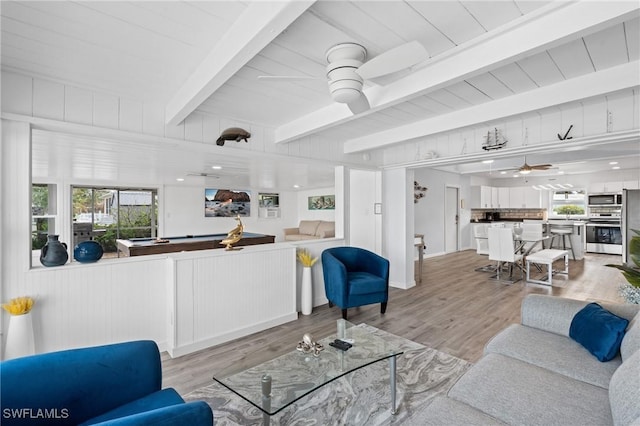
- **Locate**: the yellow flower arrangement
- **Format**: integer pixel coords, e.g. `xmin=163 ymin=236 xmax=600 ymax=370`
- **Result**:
xmin=297 ymin=249 xmax=318 ymax=268
xmin=2 ymin=296 xmax=35 ymax=316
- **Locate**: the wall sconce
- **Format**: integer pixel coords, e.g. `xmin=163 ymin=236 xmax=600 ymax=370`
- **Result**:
xmin=414 ymin=181 xmax=428 ymax=203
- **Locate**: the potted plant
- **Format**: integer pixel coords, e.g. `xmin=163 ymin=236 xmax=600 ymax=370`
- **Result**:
xmin=297 ymin=249 xmax=318 ymax=315
xmin=606 ymin=229 xmax=640 ymax=304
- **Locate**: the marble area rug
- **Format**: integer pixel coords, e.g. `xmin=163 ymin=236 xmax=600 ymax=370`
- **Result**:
xmin=184 ymin=324 xmax=472 ymax=425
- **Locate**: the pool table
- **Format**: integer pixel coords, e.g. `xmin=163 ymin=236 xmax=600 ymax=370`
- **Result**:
xmin=116 ymin=233 xmax=276 ymax=257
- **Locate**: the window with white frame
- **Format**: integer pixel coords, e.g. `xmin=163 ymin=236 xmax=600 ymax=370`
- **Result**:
xmin=550 ymin=190 xmax=587 ymax=218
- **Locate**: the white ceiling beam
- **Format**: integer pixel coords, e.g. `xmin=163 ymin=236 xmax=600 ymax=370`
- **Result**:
xmin=165 ymin=0 xmax=315 ymax=126
xmin=344 ymin=61 xmax=640 ymax=153
xmin=274 ymin=1 xmax=639 ymax=144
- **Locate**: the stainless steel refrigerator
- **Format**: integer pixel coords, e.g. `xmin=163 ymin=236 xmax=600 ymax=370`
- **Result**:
xmin=622 ymin=189 xmax=640 ymax=266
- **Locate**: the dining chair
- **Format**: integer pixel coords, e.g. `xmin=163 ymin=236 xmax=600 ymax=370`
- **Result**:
xmin=473 ymin=224 xmax=495 ymax=273
xmin=488 ymin=227 xmax=523 ymax=283
xmin=520 ymin=223 xmax=544 ymax=255
xmin=474 ymin=224 xmax=489 ymax=255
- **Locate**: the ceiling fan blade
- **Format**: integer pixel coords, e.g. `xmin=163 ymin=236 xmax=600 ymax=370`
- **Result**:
xmin=347 ymin=93 xmax=370 ymax=114
xmin=257 ymin=75 xmax=322 ymax=81
xmin=356 ymin=41 xmax=428 ymax=80
xmin=531 ymin=164 xmax=553 ymax=170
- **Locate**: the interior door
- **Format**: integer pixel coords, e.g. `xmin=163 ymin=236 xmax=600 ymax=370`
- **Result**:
xmin=445 ymin=186 xmax=459 ymax=253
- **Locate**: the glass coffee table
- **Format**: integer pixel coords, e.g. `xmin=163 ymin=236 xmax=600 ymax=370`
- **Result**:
xmin=212 ymin=320 xmax=403 ymax=425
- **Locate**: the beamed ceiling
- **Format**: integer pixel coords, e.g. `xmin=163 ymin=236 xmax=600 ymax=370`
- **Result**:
xmin=1 ymin=1 xmax=639 ymax=188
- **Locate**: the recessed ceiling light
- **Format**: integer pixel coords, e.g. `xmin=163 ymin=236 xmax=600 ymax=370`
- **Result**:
xmin=513 ymin=174 xmax=520 ymax=178
xmin=482 ymin=160 xmax=494 ymax=164
xmin=609 ymin=161 xmax=618 ymax=165
xmin=211 ymin=165 xmax=222 ymax=170
xmin=500 ymin=171 xmax=507 ymax=175
xmin=557 ymin=171 xmax=564 ymax=175
xmin=293 ymin=184 xmax=300 ymax=189
xmin=612 ymin=166 xmax=620 ymax=170
xmin=176 ymin=178 xmax=184 ymax=182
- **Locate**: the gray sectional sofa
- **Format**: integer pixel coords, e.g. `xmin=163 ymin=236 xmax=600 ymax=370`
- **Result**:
xmin=421 ymin=294 xmax=640 ymax=425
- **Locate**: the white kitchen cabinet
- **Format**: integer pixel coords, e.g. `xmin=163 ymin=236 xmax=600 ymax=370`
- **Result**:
xmin=589 ymin=182 xmax=624 ymax=193
xmin=623 ymin=180 xmax=640 ymax=190
xmin=479 ymin=185 xmax=493 ymax=208
xmin=497 ymin=187 xmax=509 ymax=208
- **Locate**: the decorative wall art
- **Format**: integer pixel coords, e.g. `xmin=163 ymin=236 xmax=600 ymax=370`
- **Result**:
xmin=205 ymin=189 xmax=251 ymax=217
xmin=414 ymin=181 xmax=428 ymax=203
xmin=308 ymin=195 xmax=335 ymax=210
xmin=258 ymin=193 xmax=280 ymax=208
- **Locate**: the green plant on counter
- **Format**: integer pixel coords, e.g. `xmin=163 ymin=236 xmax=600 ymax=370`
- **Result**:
xmin=554 ymin=205 xmax=585 ymax=215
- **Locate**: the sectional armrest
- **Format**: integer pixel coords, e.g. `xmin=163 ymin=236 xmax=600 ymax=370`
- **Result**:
xmin=90 ymin=401 xmax=213 ymax=426
xmin=283 ymin=227 xmax=299 ymax=236
xmin=521 ymin=295 xmax=590 ymax=337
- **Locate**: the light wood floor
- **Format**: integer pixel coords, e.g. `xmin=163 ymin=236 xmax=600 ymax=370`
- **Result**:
xmin=161 ymin=250 xmax=627 ymax=395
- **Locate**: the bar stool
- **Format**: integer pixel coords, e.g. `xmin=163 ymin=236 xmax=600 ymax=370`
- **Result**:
xmin=549 ymin=225 xmax=575 ymax=260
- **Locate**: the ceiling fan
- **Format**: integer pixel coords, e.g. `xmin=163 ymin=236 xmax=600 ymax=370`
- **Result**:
xmin=516 ymin=157 xmax=553 ymax=174
xmin=257 ymin=40 xmax=428 ymax=114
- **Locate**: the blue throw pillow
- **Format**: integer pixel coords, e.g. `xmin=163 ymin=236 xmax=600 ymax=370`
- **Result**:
xmin=569 ymin=302 xmax=629 ymax=362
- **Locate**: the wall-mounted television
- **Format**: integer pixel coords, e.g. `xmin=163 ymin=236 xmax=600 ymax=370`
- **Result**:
xmin=205 ymin=188 xmax=251 ymax=217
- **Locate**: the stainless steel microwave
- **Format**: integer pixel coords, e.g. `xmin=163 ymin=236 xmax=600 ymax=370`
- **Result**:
xmin=588 ymin=193 xmax=622 ymax=205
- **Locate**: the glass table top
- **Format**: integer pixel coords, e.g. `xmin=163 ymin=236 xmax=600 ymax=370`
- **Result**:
xmin=212 ymin=320 xmax=403 ymax=416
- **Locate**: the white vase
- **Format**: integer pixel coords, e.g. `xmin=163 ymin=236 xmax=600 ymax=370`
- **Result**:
xmin=4 ymin=312 xmax=35 ymax=360
xmin=301 ymin=267 xmax=313 ymax=315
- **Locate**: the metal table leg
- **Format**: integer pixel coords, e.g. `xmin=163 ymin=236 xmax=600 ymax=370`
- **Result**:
xmin=390 ymin=355 xmax=397 ymax=415
xmin=262 ymin=374 xmax=272 ymax=426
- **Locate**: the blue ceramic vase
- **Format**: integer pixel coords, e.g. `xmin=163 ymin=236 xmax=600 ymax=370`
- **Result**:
xmin=74 ymin=240 xmax=104 ymax=263
xmin=40 ymin=235 xmax=69 ymax=267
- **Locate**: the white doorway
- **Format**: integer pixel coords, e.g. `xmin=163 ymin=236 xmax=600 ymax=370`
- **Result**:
xmin=445 ymin=186 xmax=460 ymax=253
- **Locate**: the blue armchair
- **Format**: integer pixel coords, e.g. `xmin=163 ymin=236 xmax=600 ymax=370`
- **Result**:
xmin=0 ymin=340 xmax=213 ymax=425
xmin=321 ymin=246 xmax=390 ymax=320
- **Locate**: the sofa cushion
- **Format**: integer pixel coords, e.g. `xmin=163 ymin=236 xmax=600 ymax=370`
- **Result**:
xmin=448 ymin=353 xmax=612 ymax=426
xmin=298 ymin=220 xmax=321 ymax=236
xmin=570 ymin=302 xmax=629 ymax=362
xmin=485 ymin=324 xmax=620 ymax=388
xmin=621 ymin=315 xmax=640 ymax=361
xmin=609 ymin=349 xmax=640 ymax=426
xmin=284 ymin=234 xmax=321 ymax=241
xmin=410 ymin=396 xmax=506 ymax=425
xmin=315 ymin=221 xmax=335 ymax=238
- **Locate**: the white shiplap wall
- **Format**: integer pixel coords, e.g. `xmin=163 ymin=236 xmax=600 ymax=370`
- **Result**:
xmin=382 ymin=89 xmax=640 ymax=166
xmin=0 ymin=70 xmax=373 ymax=166
xmin=167 ymin=244 xmax=297 ymax=357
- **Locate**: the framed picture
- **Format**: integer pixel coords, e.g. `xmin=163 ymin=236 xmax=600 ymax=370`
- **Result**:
xmin=258 ymin=193 xmax=280 ymax=208
xmin=205 ymin=189 xmax=251 ymax=217
xmin=308 ymin=195 xmax=335 ymax=210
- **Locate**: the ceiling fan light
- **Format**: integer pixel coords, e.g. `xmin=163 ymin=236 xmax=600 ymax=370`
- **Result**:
xmin=331 ymin=88 xmax=361 ymax=103
xmin=519 ymin=169 xmax=531 ymax=174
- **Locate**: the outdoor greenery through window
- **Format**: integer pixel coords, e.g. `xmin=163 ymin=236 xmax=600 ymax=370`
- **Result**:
xmin=32 ymin=184 xmax=56 ymax=251
xmin=72 ymin=187 xmax=158 ymax=258
xmin=550 ymin=190 xmax=586 ymax=217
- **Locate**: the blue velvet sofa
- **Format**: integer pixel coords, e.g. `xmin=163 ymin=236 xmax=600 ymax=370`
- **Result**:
xmin=0 ymin=340 xmax=213 ymax=425
xmin=321 ymin=246 xmax=390 ymax=320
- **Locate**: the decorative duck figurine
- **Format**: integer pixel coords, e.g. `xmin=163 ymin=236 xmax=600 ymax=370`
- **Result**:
xmin=221 ymin=215 xmax=243 ymax=250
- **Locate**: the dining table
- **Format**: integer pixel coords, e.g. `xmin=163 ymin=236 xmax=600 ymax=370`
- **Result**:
xmin=475 ymin=233 xmax=552 ymax=277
